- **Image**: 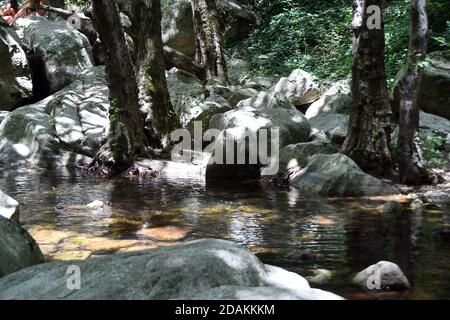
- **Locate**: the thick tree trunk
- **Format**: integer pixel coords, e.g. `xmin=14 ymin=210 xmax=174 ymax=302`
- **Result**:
xmin=396 ymin=0 xmax=432 ymax=184
xmin=342 ymin=0 xmax=393 ymax=175
xmin=131 ymin=0 xmax=180 ymax=147
xmin=191 ymin=0 xmax=228 ymax=82
xmin=91 ymin=0 xmax=146 ymax=170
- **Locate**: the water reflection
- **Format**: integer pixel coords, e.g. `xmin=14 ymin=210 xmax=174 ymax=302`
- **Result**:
xmin=0 ymin=166 xmax=449 ymax=299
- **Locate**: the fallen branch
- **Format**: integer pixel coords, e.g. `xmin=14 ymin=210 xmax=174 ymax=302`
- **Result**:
xmin=163 ymin=46 xmax=205 ymax=81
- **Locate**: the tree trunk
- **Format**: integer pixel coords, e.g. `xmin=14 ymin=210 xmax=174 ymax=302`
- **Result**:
xmin=342 ymin=0 xmax=393 ymax=175
xmin=191 ymin=0 xmax=228 ymax=82
xmin=91 ymin=0 xmax=146 ymax=170
xmin=396 ymin=0 xmax=432 ymax=184
xmin=131 ymin=0 xmax=180 ymax=147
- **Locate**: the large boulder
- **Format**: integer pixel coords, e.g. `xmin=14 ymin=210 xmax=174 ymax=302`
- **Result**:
xmin=309 ymin=114 xmax=349 ymax=145
xmin=392 ymin=50 xmax=450 ymax=120
xmin=0 ymin=239 xmax=342 ymax=300
xmin=166 ymin=68 xmax=233 ymax=129
xmin=419 ymin=51 xmax=450 ymax=120
xmin=278 ymin=141 xmax=340 ymax=172
xmin=305 ymin=80 xmax=352 ymax=119
xmin=206 ymin=105 xmax=311 ymax=179
xmin=290 ymin=154 xmax=399 ymax=197
xmin=0 ymin=67 xmax=108 ymax=167
xmin=353 ymin=261 xmax=410 ymax=291
xmin=23 ymin=20 xmax=94 ymax=93
xmin=0 ymin=189 xmax=19 ymax=222
xmin=0 ymin=26 xmax=33 ymax=111
xmin=272 ymin=69 xmax=320 ymax=106
xmin=0 ymin=216 xmax=44 ymax=278
xmin=237 ymin=91 xmax=295 ymax=110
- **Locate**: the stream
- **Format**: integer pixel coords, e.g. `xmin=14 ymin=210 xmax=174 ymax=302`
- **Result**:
xmin=1 ymin=166 xmax=449 ymax=299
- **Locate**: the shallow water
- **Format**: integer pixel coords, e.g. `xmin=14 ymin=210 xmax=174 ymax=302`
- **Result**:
xmin=1 ymin=166 xmax=449 ymax=300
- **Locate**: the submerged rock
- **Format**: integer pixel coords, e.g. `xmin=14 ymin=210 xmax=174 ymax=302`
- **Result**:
xmin=0 ymin=239 xmax=342 ymax=300
xmin=0 ymin=189 xmax=20 ymax=221
xmin=353 ymin=261 xmax=410 ymax=291
xmin=0 ymin=216 xmax=44 ymax=278
xmin=289 ymin=154 xmax=399 ymax=197
xmin=307 ymin=269 xmax=334 ymax=285
xmin=0 ymin=26 xmax=33 ymax=110
xmin=23 ymin=20 xmax=94 ymax=93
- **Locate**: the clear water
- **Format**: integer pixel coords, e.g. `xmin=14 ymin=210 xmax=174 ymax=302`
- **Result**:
xmin=1 ymin=166 xmax=449 ymax=300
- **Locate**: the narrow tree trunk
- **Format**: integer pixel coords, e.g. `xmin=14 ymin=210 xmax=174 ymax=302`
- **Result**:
xmin=131 ymin=0 xmax=180 ymax=147
xmin=91 ymin=0 xmax=146 ymax=170
xmin=342 ymin=0 xmax=393 ymax=175
xmin=191 ymin=0 xmax=228 ymax=82
xmin=396 ymin=0 xmax=432 ymax=184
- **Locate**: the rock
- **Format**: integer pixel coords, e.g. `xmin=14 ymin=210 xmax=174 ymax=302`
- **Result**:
xmin=0 ymin=26 xmax=33 ymax=110
xmin=227 ymin=57 xmax=252 ymax=83
xmin=290 ymin=154 xmax=399 ymax=197
xmin=353 ymin=261 xmax=410 ymax=291
xmin=0 ymin=189 xmax=20 ymax=222
xmin=0 ymin=111 xmax=8 ymax=124
xmin=244 ymin=76 xmax=279 ymax=91
xmin=0 ymin=216 xmax=44 ymax=278
xmin=0 ymin=239 xmax=342 ymax=300
xmin=272 ymin=69 xmax=320 ymax=106
xmin=188 ymin=285 xmax=343 ymax=300
xmin=307 ymin=269 xmax=333 ymax=285
xmin=278 ymin=141 xmax=339 ymax=172
xmin=119 ymin=0 xmax=256 ymax=57
xmin=410 ymin=199 xmax=424 ymax=213
xmin=309 ymin=114 xmax=349 ymax=145
xmin=0 ymin=66 xmax=108 ymax=167
xmin=24 ymin=20 xmax=94 ymax=92
xmin=136 ymin=226 xmax=190 ymax=241
xmin=421 ymin=189 xmax=450 ymax=205
xmin=305 ymin=80 xmax=352 ymax=119
xmin=227 ymin=87 xmax=259 ymax=108
xmin=376 ymin=201 xmax=404 ymax=214
xmin=86 ymin=200 xmax=104 ymax=210
xmin=166 ymin=68 xmax=233 ymax=129
xmin=206 ymin=105 xmax=311 ymax=179
xmin=419 ymin=51 xmax=450 ymax=120
xmin=237 ymin=91 xmax=295 ymax=110
xmin=419 ymin=112 xmax=450 ymax=138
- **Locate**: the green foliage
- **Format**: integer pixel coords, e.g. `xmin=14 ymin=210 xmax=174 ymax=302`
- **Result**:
xmin=238 ymin=0 xmax=449 ymax=84
xmin=66 ymin=0 xmax=91 ymax=9
xmin=419 ymin=134 xmax=446 ymax=168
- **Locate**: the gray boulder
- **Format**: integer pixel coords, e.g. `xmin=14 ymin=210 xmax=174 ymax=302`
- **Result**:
xmin=290 ymin=154 xmax=399 ymax=197
xmin=206 ymin=105 xmax=311 ymax=179
xmin=0 ymin=26 xmax=33 ymax=110
xmin=24 ymin=20 xmax=94 ymax=92
xmin=309 ymin=114 xmax=349 ymax=145
xmin=0 ymin=216 xmax=44 ymax=278
xmin=0 ymin=239 xmax=342 ymax=300
xmin=237 ymin=91 xmax=295 ymax=110
xmin=166 ymin=68 xmax=233 ymax=129
xmin=353 ymin=261 xmax=410 ymax=291
xmin=272 ymin=69 xmax=320 ymax=106
xmin=0 ymin=67 xmax=108 ymax=167
xmin=419 ymin=51 xmax=450 ymax=120
xmin=305 ymin=80 xmax=352 ymax=119
xmin=227 ymin=57 xmax=252 ymax=84
xmin=278 ymin=141 xmax=339 ymax=172
xmin=0 ymin=189 xmax=19 ymax=222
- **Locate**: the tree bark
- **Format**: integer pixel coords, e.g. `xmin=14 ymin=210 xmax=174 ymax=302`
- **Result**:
xmin=396 ymin=0 xmax=432 ymax=184
xmin=163 ymin=45 xmax=205 ymax=81
xmin=131 ymin=0 xmax=180 ymax=147
xmin=342 ymin=0 xmax=393 ymax=176
xmin=91 ymin=0 xmax=146 ymax=170
xmin=191 ymin=0 xmax=228 ymax=82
